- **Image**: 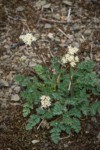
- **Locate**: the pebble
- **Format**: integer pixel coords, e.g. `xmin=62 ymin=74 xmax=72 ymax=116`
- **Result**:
xmin=20 ymin=55 xmax=27 ymax=62
xmin=47 ymin=33 xmax=54 ymax=39
xmin=31 ymin=140 xmax=40 ymax=144
xmin=44 ymin=23 xmax=52 ymax=29
xmin=84 ymin=29 xmax=91 ymax=36
xmin=91 ymin=117 xmax=97 ymax=123
xmin=97 ymin=132 xmax=100 ymax=141
xmin=85 ymin=56 xmax=90 ymax=61
xmin=0 ymin=79 xmax=9 ymax=87
xmin=29 ymin=61 xmax=36 ymax=67
xmin=72 ymin=24 xmax=80 ymax=31
xmin=0 ymin=70 xmax=3 ymax=75
xmin=14 ymin=86 xmax=21 ymax=93
xmin=54 ymin=36 xmax=60 ymax=42
xmin=61 ymin=7 xmax=67 ymax=13
xmin=72 ymin=42 xmax=80 ymax=48
xmin=54 ymin=14 xmax=61 ymax=20
xmin=35 ymin=0 xmax=46 ymax=8
xmin=42 ymin=3 xmax=51 ymax=9
xmin=11 ymin=94 xmax=20 ymax=101
xmin=16 ymin=6 xmax=25 ymax=12
xmin=59 ymin=43 xmax=67 ymax=47
xmin=63 ymin=0 xmax=72 ymax=6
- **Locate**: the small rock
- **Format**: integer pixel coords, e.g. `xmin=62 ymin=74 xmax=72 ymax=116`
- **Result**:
xmin=64 ymin=144 xmax=69 ymax=148
xmin=63 ymin=0 xmax=72 ymax=6
xmin=44 ymin=23 xmax=52 ymax=29
xmin=16 ymin=6 xmax=25 ymax=12
xmin=72 ymin=24 xmax=80 ymax=31
xmin=10 ymin=102 xmax=20 ymax=106
xmin=0 ymin=124 xmax=7 ymax=130
xmin=61 ymin=7 xmax=67 ymax=13
xmin=97 ymin=132 xmax=100 ymax=141
xmin=20 ymin=55 xmax=27 ymax=62
xmin=91 ymin=117 xmax=97 ymax=123
xmin=54 ymin=14 xmax=61 ymax=20
xmin=95 ymin=52 xmax=100 ymax=62
xmin=32 ymin=140 xmax=40 ymax=144
xmin=40 ymin=0 xmax=46 ymax=6
xmin=1 ymin=99 xmax=8 ymax=108
xmin=4 ymin=44 xmax=10 ymax=49
xmin=35 ymin=0 xmax=46 ymax=8
xmin=0 ymin=70 xmax=3 ymax=75
xmin=47 ymin=33 xmax=54 ymax=39
xmin=72 ymin=42 xmax=80 ymax=48
xmin=29 ymin=61 xmax=36 ymax=67
xmin=85 ymin=123 xmax=92 ymax=133
xmin=54 ymin=36 xmax=60 ymax=42
xmin=42 ymin=3 xmax=51 ymax=9
xmin=0 ymin=79 xmax=9 ymax=87
xmin=9 ymin=88 xmax=13 ymax=94
xmin=14 ymin=86 xmax=21 ymax=93
xmin=85 ymin=56 xmax=90 ymax=61
xmin=59 ymin=43 xmax=67 ymax=47
xmin=93 ymin=18 xmax=99 ymax=23
xmin=54 ymin=47 xmax=59 ymax=51
xmin=11 ymin=94 xmax=20 ymax=101
xmin=84 ymin=30 xmax=91 ymax=36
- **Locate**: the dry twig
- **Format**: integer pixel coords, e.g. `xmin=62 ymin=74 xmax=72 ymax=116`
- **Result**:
xmin=40 ymin=17 xmax=67 ymax=24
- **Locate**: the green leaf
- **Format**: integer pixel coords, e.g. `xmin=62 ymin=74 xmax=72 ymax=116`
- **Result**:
xmin=26 ymin=114 xmax=40 ymax=130
xmin=65 ymin=125 xmax=71 ymax=134
xmin=90 ymin=101 xmax=100 ymax=116
xmin=36 ymin=107 xmax=46 ymax=115
xmin=97 ymin=104 xmax=100 ymax=115
xmin=50 ymin=127 xmax=61 ymax=144
xmin=43 ymin=110 xmax=53 ymax=119
xmin=53 ymin=102 xmax=63 ymax=115
xmin=15 ymin=75 xmax=31 ymax=87
xmin=80 ymin=102 xmax=89 ymax=115
xmin=71 ymin=118 xmax=81 ymax=133
xmin=23 ymin=103 xmax=33 ymax=117
xmin=50 ymin=121 xmax=59 ymax=127
xmin=69 ymin=108 xmax=81 ymax=118
xmin=34 ymin=64 xmax=45 ymax=75
xmin=78 ymin=60 xmax=94 ymax=72
xmin=51 ymin=132 xmax=60 ymax=144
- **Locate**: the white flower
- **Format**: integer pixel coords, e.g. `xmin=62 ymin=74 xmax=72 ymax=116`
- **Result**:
xmin=70 ymin=62 xmax=76 ymax=67
xmin=67 ymin=55 xmax=74 ymax=62
xmin=61 ymin=46 xmax=79 ymax=67
xmin=68 ymin=45 xmax=79 ymax=55
xmin=61 ymin=56 xmax=67 ymax=64
xmin=74 ymin=56 xmax=79 ymax=62
xmin=40 ymin=95 xmax=51 ymax=108
xmin=61 ymin=54 xmax=75 ymax=64
xmin=19 ymin=33 xmax=37 ymax=46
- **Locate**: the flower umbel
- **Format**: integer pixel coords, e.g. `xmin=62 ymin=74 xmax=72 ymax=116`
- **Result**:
xmin=68 ymin=45 xmax=79 ymax=55
xmin=19 ymin=33 xmax=37 ymax=46
xmin=61 ymin=46 xmax=79 ymax=67
xmin=40 ymin=95 xmax=51 ymax=108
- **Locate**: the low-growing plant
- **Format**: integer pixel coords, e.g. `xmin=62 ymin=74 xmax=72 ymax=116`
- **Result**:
xmin=16 ymin=46 xmax=100 ymax=144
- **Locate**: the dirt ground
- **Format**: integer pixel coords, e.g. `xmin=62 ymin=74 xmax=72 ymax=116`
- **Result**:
xmin=0 ymin=0 xmax=100 ymax=150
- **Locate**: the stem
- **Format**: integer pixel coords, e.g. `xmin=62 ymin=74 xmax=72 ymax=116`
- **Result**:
xmin=69 ymin=67 xmax=74 ymax=98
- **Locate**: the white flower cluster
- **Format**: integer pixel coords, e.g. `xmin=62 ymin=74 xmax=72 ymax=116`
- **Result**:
xmin=19 ymin=33 xmax=37 ymax=46
xmin=40 ymin=95 xmax=51 ymax=108
xmin=61 ymin=46 xmax=79 ymax=67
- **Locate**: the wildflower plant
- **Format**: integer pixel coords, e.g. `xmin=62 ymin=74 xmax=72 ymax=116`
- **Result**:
xmin=16 ymin=46 xmax=100 ymax=144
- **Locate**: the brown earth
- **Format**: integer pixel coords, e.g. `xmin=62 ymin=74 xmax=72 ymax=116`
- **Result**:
xmin=0 ymin=0 xmax=100 ymax=150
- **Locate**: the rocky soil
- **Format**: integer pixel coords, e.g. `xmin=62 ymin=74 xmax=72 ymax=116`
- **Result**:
xmin=0 ymin=0 xmax=100 ymax=149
